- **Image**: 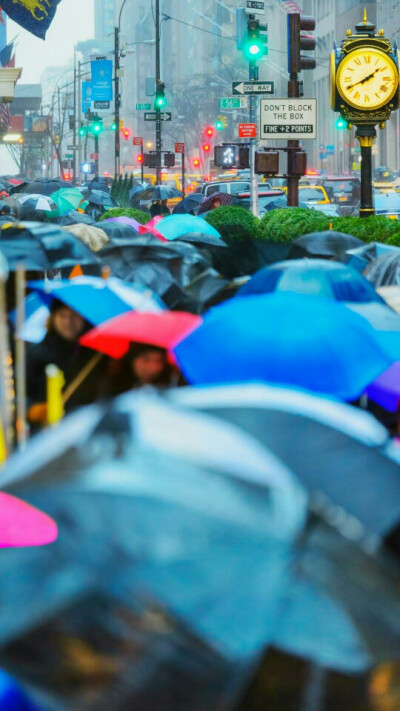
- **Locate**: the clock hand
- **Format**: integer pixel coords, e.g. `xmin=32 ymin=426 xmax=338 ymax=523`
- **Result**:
xmin=346 ymin=68 xmax=381 ymax=90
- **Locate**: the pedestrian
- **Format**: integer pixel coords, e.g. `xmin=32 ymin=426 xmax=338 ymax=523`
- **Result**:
xmin=149 ymin=199 xmax=170 ymax=217
xmin=105 ymin=342 xmax=182 ymax=396
xmin=26 ymin=300 xmax=106 ymax=428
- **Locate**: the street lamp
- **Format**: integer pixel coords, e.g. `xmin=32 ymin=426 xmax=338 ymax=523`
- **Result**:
xmin=114 ymin=0 xmax=129 ymax=176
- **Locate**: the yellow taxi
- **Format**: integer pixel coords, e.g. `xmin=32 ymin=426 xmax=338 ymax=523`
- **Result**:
xmin=281 ymin=184 xmax=330 ymax=204
xmin=373 ymin=181 xmax=395 ymax=193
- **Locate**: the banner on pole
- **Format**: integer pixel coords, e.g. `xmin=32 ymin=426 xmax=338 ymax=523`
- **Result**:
xmin=91 ymin=59 xmax=113 ymax=102
xmin=82 ymin=82 xmax=92 ymax=114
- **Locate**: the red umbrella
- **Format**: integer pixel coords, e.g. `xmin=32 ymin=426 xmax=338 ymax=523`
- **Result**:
xmin=138 ymin=215 xmax=168 ymax=242
xmin=0 ymin=492 xmax=58 ymax=548
xmin=80 ymin=311 xmax=202 ymax=359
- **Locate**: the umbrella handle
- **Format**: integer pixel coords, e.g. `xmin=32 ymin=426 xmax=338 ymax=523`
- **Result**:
xmin=62 ymin=353 xmax=103 ymax=406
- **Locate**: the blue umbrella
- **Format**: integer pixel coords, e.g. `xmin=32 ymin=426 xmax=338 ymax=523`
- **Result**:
xmin=237 ymin=259 xmax=384 ymax=304
xmin=172 ymin=194 xmax=204 ymax=214
xmin=156 ymin=214 xmax=221 ymax=241
xmin=26 ymin=276 xmax=165 ymax=339
xmin=173 ymin=292 xmax=399 ymax=401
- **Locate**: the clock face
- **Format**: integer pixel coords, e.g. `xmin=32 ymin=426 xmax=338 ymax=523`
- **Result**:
xmin=336 ymin=47 xmax=398 ymax=110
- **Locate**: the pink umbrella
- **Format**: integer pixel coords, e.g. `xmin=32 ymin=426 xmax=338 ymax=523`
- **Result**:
xmin=138 ymin=216 xmax=168 ymax=242
xmin=80 ymin=310 xmax=202 ymax=359
xmin=0 ymin=492 xmax=58 ymax=548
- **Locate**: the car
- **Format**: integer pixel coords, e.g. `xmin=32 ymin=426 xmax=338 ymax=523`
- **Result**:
xmin=194 ymin=179 xmax=269 ymax=198
xmin=302 ymin=175 xmax=361 ymax=208
xmin=281 ymin=185 xmax=331 ymax=204
xmin=374 ymin=191 xmax=400 ymax=218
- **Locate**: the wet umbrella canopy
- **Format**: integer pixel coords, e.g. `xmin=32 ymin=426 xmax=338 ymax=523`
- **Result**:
xmin=237 ymin=259 xmax=384 ymax=303
xmin=289 ymin=231 xmax=364 ymax=260
xmin=365 ymin=252 xmax=400 ymax=287
xmin=0 ymin=390 xmax=305 ymax=710
xmin=0 ymin=222 xmax=101 ymax=271
xmin=20 ymin=179 xmax=74 ymax=196
xmin=172 ymin=193 xmax=204 ymax=214
xmin=139 ymin=185 xmax=183 ymax=201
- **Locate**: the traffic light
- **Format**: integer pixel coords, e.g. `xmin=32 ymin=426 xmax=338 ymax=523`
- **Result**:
xmin=215 ymin=118 xmax=223 ymax=131
xmin=238 ymin=145 xmax=250 ymax=169
xmin=111 ymin=121 xmax=117 ymax=131
xmin=63 ymin=171 xmax=71 ymax=181
xmin=91 ymin=116 xmax=103 ymax=134
xmin=136 ymin=153 xmax=144 ymax=164
xmin=122 ymin=128 xmax=131 ymax=140
xmin=154 ymin=82 xmax=167 ymax=109
xmin=335 ymin=116 xmax=348 ymax=130
xmin=79 ymin=124 xmax=86 ymax=136
xmin=255 ymin=151 xmax=279 ymax=175
xmin=244 ymin=19 xmax=268 ymax=61
xmin=164 ymin=152 xmax=175 ymax=168
xmin=214 ymin=144 xmax=236 ymax=168
xmin=192 ymin=157 xmax=201 ymax=169
xmin=287 ymin=13 xmax=316 ymax=74
xmin=204 ymin=126 xmax=215 ymax=139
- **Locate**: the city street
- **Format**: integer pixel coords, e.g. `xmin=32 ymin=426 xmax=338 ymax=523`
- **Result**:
xmin=0 ymin=1 xmax=399 ymax=710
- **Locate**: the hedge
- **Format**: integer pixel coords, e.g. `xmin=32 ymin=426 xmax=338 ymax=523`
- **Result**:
xmin=256 ymin=207 xmax=331 ymax=242
xmin=98 ymin=207 xmax=150 ymax=224
xmin=204 ymin=205 xmax=259 ymax=243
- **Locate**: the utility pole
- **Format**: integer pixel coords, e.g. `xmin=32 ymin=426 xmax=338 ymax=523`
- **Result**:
xmin=114 ymin=26 xmax=120 ymax=177
xmin=155 ymin=0 xmax=162 ymax=184
xmin=77 ymin=60 xmax=82 ymax=181
xmin=249 ymin=49 xmax=259 ymax=218
xmin=73 ymin=57 xmax=77 ymax=184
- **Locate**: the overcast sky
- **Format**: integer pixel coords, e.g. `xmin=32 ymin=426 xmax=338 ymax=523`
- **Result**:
xmin=8 ymin=0 xmax=95 ymax=83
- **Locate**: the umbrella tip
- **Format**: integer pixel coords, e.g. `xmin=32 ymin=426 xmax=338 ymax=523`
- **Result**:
xmin=102 ymin=266 xmax=111 ymax=280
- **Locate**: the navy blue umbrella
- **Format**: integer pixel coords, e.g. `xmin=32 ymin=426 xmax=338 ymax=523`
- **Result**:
xmin=172 ymin=194 xmax=204 ymax=214
xmin=237 ymin=259 xmax=384 ymax=303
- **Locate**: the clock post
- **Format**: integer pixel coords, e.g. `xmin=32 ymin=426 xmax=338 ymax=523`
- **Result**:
xmin=330 ymin=10 xmax=400 ymax=218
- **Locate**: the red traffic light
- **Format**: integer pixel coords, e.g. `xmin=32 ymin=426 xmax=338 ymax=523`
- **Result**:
xmin=204 ymin=125 xmax=215 ymax=138
xmin=192 ymin=158 xmax=201 ymax=167
xmin=63 ymin=172 xmax=70 ymax=181
xmin=136 ymin=153 xmax=144 ymax=163
xmin=202 ymin=143 xmax=211 ymax=153
xmin=122 ymin=128 xmax=130 ymax=140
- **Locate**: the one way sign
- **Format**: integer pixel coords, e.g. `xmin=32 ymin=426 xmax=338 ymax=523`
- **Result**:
xmin=232 ymin=81 xmax=274 ymax=96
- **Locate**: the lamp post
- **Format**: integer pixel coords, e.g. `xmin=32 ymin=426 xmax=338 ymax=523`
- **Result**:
xmin=114 ymin=0 xmax=128 ymax=177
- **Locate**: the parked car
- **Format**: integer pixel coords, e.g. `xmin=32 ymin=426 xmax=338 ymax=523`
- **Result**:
xmin=374 ymin=191 xmax=400 ymax=219
xmin=281 ymin=185 xmax=331 ymax=204
xmin=194 ymin=180 xmax=270 ymax=198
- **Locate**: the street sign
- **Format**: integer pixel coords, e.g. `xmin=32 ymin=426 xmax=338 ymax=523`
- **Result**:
xmin=136 ymin=102 xmax=152 ymax=111
xmin=326 ymin=144 xmax=335 ymax=155
xmin=94 ymin=101 xmax=110 ymax=109
xmin=67 ymin=144 xmax=77 ymax=150
xmin=133 ymin=137 xmax=143 ymax=146
xmin=232 ymin=81 xmax=274 ymax=96
xmin=219 ymin=97 xmax=248 ymax=109
xmin=175 ymin=142 xmax=185 ymax=153
xmin=144 ymin=112 xmax=172 ymax=121
xmin=245 ymin=0 xmax=265 ymax=15
xmin=259 ymin=99 xmax=317 ymax=140
xmin=65 ymin=153 xmax=73 ymax=159
xmin=90 ymin=153 xmax=98 ymax=160
xmin=238 ymin=123 xmax=257 ymax=138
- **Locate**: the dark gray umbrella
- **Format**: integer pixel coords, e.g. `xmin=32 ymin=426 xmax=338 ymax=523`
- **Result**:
xmin=140 ymin=185 xmax=183 ymax=201
xmin=0 ymin=391 xmax=304 ymax=710
xmin=289 ymin=231 xmax=364 ymax=260
xmin=51 ymin=210 xmax=95 ymax=226
xmin=172 ymin=194 xmax=204 ymax=214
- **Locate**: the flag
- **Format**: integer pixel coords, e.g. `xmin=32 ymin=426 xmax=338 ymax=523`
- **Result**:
xmin=0 ymin=101 xmax=10 ymax=130
xmin=281 ymin=1 xmax=301 ymax=11
xmin=0 ymin=40 xmax=13 ymax=66
xmin=0 ymin=0 xmax=61 ymax=40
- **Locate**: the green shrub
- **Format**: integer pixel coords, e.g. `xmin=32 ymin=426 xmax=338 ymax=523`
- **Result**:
xmin=98 ymin=207 xmax=149 ymax=224
xmin=257 ymin=207 xmax=331 ymax=242
xmin=204 ymin=205 xmax=258 ymax=243
xmin=331 ymin=215 xmax=400 ymax=243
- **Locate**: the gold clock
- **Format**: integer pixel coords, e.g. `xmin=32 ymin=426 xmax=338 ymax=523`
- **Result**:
xmin=336 ymin=47 xmax=399 ymax=110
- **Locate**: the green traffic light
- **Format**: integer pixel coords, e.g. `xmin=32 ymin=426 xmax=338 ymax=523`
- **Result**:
xmin=215 ymin=119 xmax=223 ymax=131
xmin=335 ymin=117 xmax=348 ymax=130
xmin=79 ymin=125 xmax=86 ymax=136
xmin=244 ymin=38 xmax=263 ymax=60
xmin=111 ymin=121 xmax=117 ymax=131
xmin=93 ymin=123 xmax=102 ymax=133
xmin=155 ymin=95 xmax=167 ymax=109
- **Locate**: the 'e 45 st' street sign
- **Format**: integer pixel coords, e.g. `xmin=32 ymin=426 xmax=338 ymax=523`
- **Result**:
xmin=219 ymin=97 xmax=248 ymax=109
xmin=136 ymin=103 xmax=151 ymax=110
xmin=144 ymin=112 xmax=172 ymax=121
xmin=259 ymin=99 xmax=317 ymax=140
xmin=245 ymin=0 xmax=265 ymax=15
xmin=232 ymin=81 xmax=274 ymax=96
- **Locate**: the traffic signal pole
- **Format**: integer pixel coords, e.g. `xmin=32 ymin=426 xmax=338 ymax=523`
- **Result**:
xmin=155 ymin=0 xmax=162 ymax=185
xmin=287 ymin=72 xmax=300 ymax=207
xmin=249 ymin=57 xmax=259 ymax=218
xmin=114 ymin=27 xmax=120 ymax=177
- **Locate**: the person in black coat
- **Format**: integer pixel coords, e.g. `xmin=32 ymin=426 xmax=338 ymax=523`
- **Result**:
xmin=26 ymin=300 xmax=106 ymax=428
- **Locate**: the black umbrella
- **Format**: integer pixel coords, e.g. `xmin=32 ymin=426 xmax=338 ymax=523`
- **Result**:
xmin=172 ymin=194 xmax=204 ymax=214
xmin=100 ymin=220 xmax=139 ymax=241
xmin=177 ymin=232 xmax=227 ymax=248
xmin=99 ymin=236 xmax=217 ymax=311
xmin=0 ymin=390 xmax=306 ymax=710
xmin=82 ymin=177 xmax=111 ymax=193
xmin=0 ymin=221 xmax=101 ymax=271
xmin=82 ymin=188 xmax=117 ymax=208
xmin=289 ymin=231 xmax=364 ymax=260
xmin=140 ymin=185 xmax=183 ymax=201
xmin=20 ymin=179 xmax=74 ymax=196
xmin=51 ymin=210 xmax=95 ymax=226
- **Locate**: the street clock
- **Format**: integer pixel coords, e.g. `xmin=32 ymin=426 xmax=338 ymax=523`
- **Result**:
xmin=330 ymin=10 xmax=400 ymax=125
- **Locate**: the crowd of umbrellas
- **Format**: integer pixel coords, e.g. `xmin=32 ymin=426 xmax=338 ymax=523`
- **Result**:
xmin=1 ymin=176 xmax=400 ymax=709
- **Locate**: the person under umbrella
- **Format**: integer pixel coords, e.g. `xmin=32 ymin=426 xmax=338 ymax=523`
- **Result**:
xmin=197 ymin=192 xmax=234 ymax=215
xmin=150 ymin=199 xmax=171 ymax=218
xmin=26 ymin=300 xmax=107 ymax=428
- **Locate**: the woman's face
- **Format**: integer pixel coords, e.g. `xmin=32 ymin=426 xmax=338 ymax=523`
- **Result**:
xmin=212 ymin=199 xmax=222 ymax=209
xmin=52 ymin=307 xmax=85 ymax=342
xmin=131 ymin=350 xmax=167 ymax=384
